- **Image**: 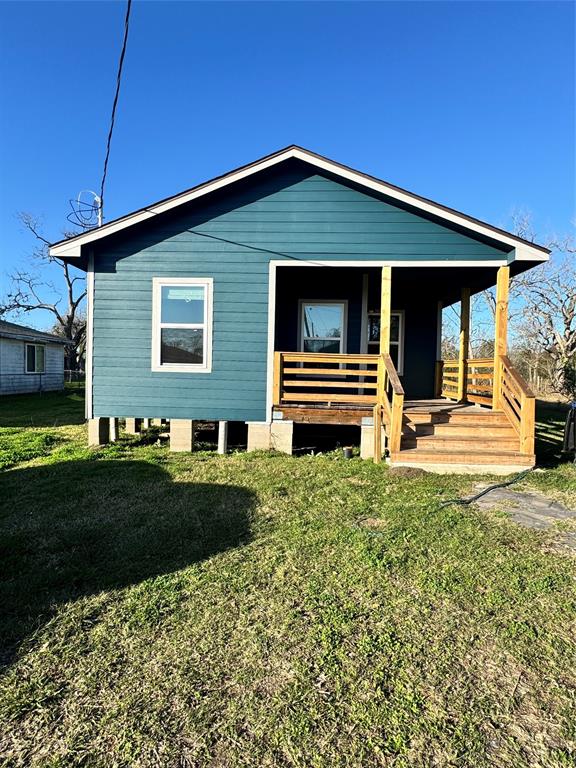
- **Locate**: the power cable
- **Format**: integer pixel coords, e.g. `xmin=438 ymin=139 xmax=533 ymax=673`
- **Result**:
xmin=99 ymin=0 xmax=133 ymax=221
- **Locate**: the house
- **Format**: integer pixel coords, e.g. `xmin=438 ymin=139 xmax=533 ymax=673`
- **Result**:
xmin=49 ymin=146 xmax=550 ymax=471
xmin=0 ymin=320 xmax=67 ymax=395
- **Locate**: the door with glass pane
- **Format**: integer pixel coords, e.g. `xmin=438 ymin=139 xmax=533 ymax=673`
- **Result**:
xmin=300 ymin=302 xmax=347 ymax=354
xmin=367 ymin=311 xmax=404 ymax=374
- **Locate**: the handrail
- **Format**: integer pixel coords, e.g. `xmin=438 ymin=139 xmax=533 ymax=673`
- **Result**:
xmin=374 ymin=353 xmax=404 ymax=462
xmin=499 ymin=355 xmax=535 ymax=455
xmin=440 ymin=355 xmax=535 ymax=456
xmin=383 ymin=353 xmax=405 ymax=396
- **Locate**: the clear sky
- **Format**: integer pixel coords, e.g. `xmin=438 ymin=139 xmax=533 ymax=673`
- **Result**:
xmin=0 ymin=0 xmax=574 ymax=329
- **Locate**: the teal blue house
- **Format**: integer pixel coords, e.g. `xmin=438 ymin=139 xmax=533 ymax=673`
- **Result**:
xmin=50 ymin=146 xmax=549 ymax=471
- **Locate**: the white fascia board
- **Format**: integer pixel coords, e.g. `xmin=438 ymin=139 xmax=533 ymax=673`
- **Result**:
xmin=49 ymin=146 xmax=549 ymax=262
xmin=507 ymin=245 xmax=549 ymax=263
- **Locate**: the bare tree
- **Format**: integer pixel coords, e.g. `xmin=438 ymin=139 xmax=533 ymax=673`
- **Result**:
xmin=0 ymin=213 xmax=86 ymax=369
xmin=514 ymin=250 xmax=576 ymax=396
xmin=496 ymin=211 xmax=576 ymax=396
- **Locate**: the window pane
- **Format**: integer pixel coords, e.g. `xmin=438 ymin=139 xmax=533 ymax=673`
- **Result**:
xmin=303 ymin=304 xmax=343 ymax=340
xmin=368 ymin=314 xmax=400 ymax=344
xmin=303 ymin=338 xmax=341 ymax=354
xmin=26 ymin=345 xmax=35 ymax=372
xmin=161 ymin=285 xmax=204 ymax=324
xmin=161 ymin=328 xmax=204 ymax=365
xmin=368 ymin=315 xmax=380 ymax=343
xmin=36 ymin=346 xmax=45 ymax=373
xmin=390 ymin=314 xmax=400 ymax=344
xmin=390 ymin=344 xmax=399 ymax=370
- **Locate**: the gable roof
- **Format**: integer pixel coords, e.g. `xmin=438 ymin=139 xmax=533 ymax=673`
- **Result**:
xmin=0 ymin=319 xmax=68 ymax=344
xmin=49 ymin=145 xmax=550 ymax=261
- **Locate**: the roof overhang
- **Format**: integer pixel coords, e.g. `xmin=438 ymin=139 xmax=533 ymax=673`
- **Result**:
xmin=0 ymin=331 xmax=68 ymax=344
xmin=49 ymin=145 xmax=551 ymax=263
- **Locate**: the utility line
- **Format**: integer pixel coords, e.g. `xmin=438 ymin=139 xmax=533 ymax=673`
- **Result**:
xmin=99 ymin=0 xmax=133 ymax=222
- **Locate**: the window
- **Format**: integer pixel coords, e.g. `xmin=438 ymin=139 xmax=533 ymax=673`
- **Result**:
xmin=25 ymin=344 xmax=46 ymax=374
xmin=300 ymin=301 xmax=347 ymax=354
xmin=152 ymin=278 xmax=213 ymax=372
xmin=367 ymin=311 xmax=404 ymax=374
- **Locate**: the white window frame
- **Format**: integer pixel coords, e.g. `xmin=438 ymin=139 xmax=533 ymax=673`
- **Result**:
xmin=367 ymin=309 xmax=405 ymax=375
xmin=25 ymin=343 xmax=46 ymax=374
xmin=151 ymin=277 xmax=213 ymax=373
xmin=298 ymin=300 xmax=348 ymax=354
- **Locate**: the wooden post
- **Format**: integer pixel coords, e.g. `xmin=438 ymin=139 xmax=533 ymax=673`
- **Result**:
xmin=519 ymin=394 xmax=536 ymax=455
xmin=379 ymin=266 xmax=392 ymax=355
xmin=373 ymin=404 xmax=382 ymax=464
xmin=493 ymin=266 xmax=509 ymax=409
xmin=434 ymin=360 xmax=443 ymax=398
xmin=273 ymin=351 xmax=282 ymax=406
xmin=457 ymin=287 xmax=470 ymax=402
xmin=390 ymin=392 xmax=404 ymax=454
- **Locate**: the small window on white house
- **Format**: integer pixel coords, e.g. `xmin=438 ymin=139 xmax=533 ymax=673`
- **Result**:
xmin=152 ymin=278 xmax=213 ymax=372
xmin=25 ymin=344 xmax=46 ymax=374
xmin=367 ymin=311 xmax=404 ymax=375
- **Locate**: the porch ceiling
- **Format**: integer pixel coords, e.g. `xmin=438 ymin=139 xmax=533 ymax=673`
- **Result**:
xmin=391 ymin=262 xmax=534 ymax=307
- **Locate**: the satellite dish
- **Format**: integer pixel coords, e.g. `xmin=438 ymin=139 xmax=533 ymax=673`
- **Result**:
xmin=67 ymin=190 xmax=102 ymax=230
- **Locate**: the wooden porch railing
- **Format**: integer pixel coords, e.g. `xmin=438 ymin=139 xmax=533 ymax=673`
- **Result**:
xmin=439 ymin=358 xmax=495 ymax=406
xmin=373 ymin=353 xmax=405 ymax=464
xmin=273 ymin=352 xmax=380 ymax=406
xmin=273 ymin=351 xmax=404 ymax=462
xmin=438 ymin=355 xmax=535 ymax=455
xmin=498 ymin=355 xmax=536 ymax=455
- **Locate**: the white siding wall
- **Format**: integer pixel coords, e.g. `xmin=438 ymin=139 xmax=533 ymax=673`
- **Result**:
xmin=0 ymin=338 xmax=65 ymax=395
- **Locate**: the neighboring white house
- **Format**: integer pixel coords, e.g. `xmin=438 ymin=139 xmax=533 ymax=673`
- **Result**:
xmin=0 ymin=320 xmax=67 ymax=395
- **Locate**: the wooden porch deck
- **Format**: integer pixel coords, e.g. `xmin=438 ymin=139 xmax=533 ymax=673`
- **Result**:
xmin=273 ymin=352 xmax=536 ymax=471
xmin=274 ymin=399 xmax=493 ymax=424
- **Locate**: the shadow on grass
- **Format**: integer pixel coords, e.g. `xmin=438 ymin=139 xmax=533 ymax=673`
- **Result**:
xmin=0 ymin=459 xmax=255 ymax=668
xmin=535 ymin=399 xmax=570 ymax=468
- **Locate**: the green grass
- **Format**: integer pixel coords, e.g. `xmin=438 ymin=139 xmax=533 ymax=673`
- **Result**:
xmin=0 ymin=391 xmax=575 ymax=766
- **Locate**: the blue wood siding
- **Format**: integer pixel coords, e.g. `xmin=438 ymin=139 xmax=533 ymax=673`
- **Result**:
xmin=92 ymin=162 xmax=507 ymax=419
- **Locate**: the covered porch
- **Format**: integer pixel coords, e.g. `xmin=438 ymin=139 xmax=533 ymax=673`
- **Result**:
xmin=270 ymin=264 xmax=536 ymax=469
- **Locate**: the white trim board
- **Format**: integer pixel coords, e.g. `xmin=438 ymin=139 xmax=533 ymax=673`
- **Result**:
xmin=49 ymin=146 xmax=550 ymax=262
xmin=86 ymin=251 xmax=94 ymax=419
xmin=267 ymin=259 xmax=512 ymax=268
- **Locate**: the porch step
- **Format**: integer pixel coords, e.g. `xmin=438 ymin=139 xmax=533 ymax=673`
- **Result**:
xmin=404 ymin=409 xmax=509 ymax=426
xmin=390 ymin=448 xmax=535 ymax=466
xmin=401 ymin=434 xmax=520 ymax=452
xmin=402 ymin=421 xmax=517 ymax=439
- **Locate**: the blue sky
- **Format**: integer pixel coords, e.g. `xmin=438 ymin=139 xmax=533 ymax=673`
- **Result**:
xmin=0 ymin=0 xmax=574 ymax=329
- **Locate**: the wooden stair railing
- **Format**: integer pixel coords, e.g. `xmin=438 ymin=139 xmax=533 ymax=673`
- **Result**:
xmin=374 ymin=353 xmax=404 ymax=464
xmin=439 ymin=355 xmax=535 ymax=457
xmin=497 ymin=355 xmax=536 ymax=455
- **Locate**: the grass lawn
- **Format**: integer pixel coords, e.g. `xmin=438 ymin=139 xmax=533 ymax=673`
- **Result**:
xmin=0 ymin=389 xmax=575 ymax=767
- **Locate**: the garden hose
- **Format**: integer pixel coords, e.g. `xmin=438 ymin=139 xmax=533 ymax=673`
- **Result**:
xmin=438 ymin=467 xmax=534 ymax=508
xmin=354 ymin=467 xmax=535 ymax=536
